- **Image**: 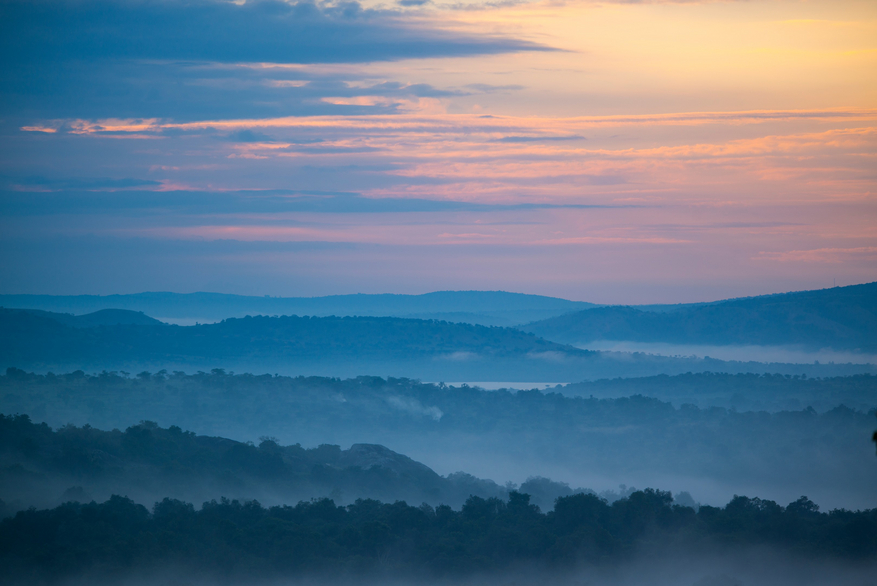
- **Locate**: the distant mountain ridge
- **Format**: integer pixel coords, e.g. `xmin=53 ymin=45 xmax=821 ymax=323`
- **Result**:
xmin=0 ymin=308 xmax=596 ymax=378
xmin=523 ymin=282 xmax=877 ymax=352
xmin=0 ymin=290 xmax=596 ymax=327
xmin=11 ymin=308 xmax=164 ymax=328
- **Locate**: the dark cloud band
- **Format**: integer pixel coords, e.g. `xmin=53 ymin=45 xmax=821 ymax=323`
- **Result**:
xmin=0 ymin=188 xmax=622 ymax=217
xmin=0 ymin=0 xmax=550 ymax=121
xmin=1 ymin=0 xmax=548 ymax=65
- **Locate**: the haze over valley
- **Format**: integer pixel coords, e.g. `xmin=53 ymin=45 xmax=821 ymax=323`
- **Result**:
xmin=2 ymin=0 xmax=876 ymax=583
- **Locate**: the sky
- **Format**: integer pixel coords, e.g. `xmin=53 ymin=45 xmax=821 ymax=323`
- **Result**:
xmin=1 ymin=0 xmax=875 ymax=304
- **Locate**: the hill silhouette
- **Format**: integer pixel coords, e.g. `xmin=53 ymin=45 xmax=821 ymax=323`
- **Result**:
xmin=523 ymin=282 xmax=877 ymax=351
xmin=0 ymin=290 xmax=595 ymax=327
xmin=0 ymin=307 xmax=587 ymax=364
xmin=9 ymin=308 xmax=164 ymax=328
xmin=1 ymin=307 xmax=873 ymax=380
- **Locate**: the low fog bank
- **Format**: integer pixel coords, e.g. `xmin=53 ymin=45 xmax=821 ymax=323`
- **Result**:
xmin=30 ymin=551 xmax=877 ymax=586
xmin=577 ymin=340 xmax=877 ymax=366
xmin=0 ymin=414 xmax=720 ymax=516
xmin=9 ymin=355 xmax=877 ymax=383
xmin=399 ymin=435 xmax=877 ymax=512
xmin=557 ymin=372 xmax=877 ymax=413
xmin=2 ymin=369 xmax=875 ymax=511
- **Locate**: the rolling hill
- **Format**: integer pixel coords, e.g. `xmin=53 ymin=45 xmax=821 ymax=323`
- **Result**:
xmin=3 ymin=369 xmax=876 ymax=510
xmin=523 ymin=282 xmax=877 ymax=352
xmin=0 ymin=414 xmax=508 ymax=512
xmin=1 ymin=307 xmax=873 ymax=380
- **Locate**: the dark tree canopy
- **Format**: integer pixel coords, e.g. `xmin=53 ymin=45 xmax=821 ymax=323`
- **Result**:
xmin=1 ymin=490 xmax=875 ymax=584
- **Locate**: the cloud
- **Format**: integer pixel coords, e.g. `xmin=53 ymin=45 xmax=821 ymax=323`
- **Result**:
xmin=12 ymin=109 xmax=874 ymax=210
xmin=438 ymin=351 xmax=479 ymax=361
xmin=226 ymin=130 xmax=279 ymax=143
xmin=0 ymin=59 xmax=482 ymax=123
xmin=1 ymin=0 xmax=547 ymax=65
xmin=755 ymin=247 xmax=877 ymax=264
xmin=0 ymin=0 xmax=551 ymax=121
xmin=464 ymin=83 xmax=526 ymax=93
xmin=526 ymin=350 xmax=570 ymax=362
xmin=6 ymin=176 xmax=162 ymax=192
xmin=495 ymin=135 xmax=585 ymax=143
xmin=534 ymin=236 xmax=690 ymax=245
xmin=0 ymin=188 xmax=623 ymax=217
xmin=385 ymin=396 xmax=443 ymax=420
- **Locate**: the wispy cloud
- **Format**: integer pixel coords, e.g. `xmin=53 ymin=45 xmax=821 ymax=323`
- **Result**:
xmin=756 ymin=247 xmax=877 ymax=263
xmin=28 ymin=108 xmax=875 ymax=135
xmin=15 ymin=109 xmax=877 ymax=209
xmin=3 ymin=0 xmax=875 ymax=300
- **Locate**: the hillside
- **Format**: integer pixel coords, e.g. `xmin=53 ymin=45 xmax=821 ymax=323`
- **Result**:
xmin=0 ymin=414 xmax=507 ymax=512
xmin=3 ymin=369 xmax=875 ymax=510
xmin=523 ymin=282 xmax=877 ymax=351
xmin=2 ymin=307 xmax=873 ymax=380
xmin=558 ymin=371 xmax=877 ymax=412
xmin=0 ymin=307 xmax=589 ymax=370
xmin=11 ymin=308 xmax=164 ymax=328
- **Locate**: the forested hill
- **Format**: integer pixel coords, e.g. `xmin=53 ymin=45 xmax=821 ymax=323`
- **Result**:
xmin=0 ymin=307 xmax=591 ymax=372
xmin=2 ymin=308 xmax=873 ymax=380
xmin=3 ymin=369 xmax=876 ymax=510
xmin=523 ymin=281 xmax=877 ymax=351
xmin=0 ymin=290 xmax=595 ymax=327
xmin=561 ymin=372 xmax=877 ymax=411
xmin=0 ymin=414 xmax=507 ymax=513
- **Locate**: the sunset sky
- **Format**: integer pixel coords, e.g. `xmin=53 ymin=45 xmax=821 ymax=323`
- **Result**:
xmin=1 ymin=0 xmax=875 ymax=303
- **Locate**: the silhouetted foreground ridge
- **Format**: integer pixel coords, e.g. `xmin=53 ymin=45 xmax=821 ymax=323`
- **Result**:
xmin=2 ymin=490 xmax=875 ymax=583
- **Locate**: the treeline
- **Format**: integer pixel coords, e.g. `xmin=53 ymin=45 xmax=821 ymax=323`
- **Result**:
xmin=563 ymin=371 xmax=877 ymax=412
xmin=0 ymin=369 xmax=877 ymax=494
xmin=3 ymin=368 xmax=876 ymax=510
xmin=0 ymin=307 xmax=587 ymax=364
xmin=2 ymin=489 xmax=875 ymax=584
xmin=0 ymin=414 xmax=508 ymax=512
